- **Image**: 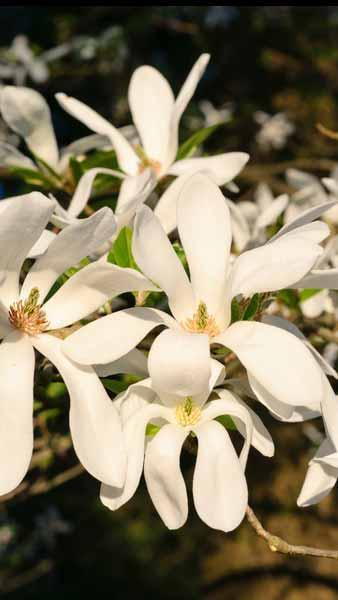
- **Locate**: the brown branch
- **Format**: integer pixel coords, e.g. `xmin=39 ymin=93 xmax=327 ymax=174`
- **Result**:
xmin=246 ymin=505 xmax=338 ymax=560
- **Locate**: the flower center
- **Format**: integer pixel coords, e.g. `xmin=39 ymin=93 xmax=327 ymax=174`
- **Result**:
xmin=136 ymin=145 xmax=162 ymax=177
xmin=8 ymin=288 xmax=49 ymax=336
xmin=175 ymin=397 xmax=201 ymax=427
xmin=182 ymin=301 xmax=220 ymax=337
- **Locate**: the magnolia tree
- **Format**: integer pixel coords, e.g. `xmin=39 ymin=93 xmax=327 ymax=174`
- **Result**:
xmin=1 ymin=53 xmax=338 ymax=560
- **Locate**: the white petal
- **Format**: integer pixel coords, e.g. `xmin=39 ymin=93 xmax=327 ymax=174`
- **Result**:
xmin=177 ymin=173 xmax=231 ymax=322
xmin=262 ymin=314 xmax=338 ymax=379
xmin=216 ymin=321 xmax=324 ymax=408
xmin=128 ymin=65 xmax=174 ymax=166
xmin=276 ymin=221 xmax=329 ymax=244
xmin=0 ymin=192 xmax=54 ymax=307
xmin=215 ymin=389 xmax=274 ymax=457
xmin=148 ymin=328 xmax=211 ymax=398
xmin=21 ymin=207 xmax=116 ymax=302
xmin=270 ymin=201 xmax=337 ymax=242
xmin=144 ymin=423 xmax=188 ymax=529
xmin=290 ymin=268 xmax=338 ymax=290
xmin=63 ymin=306 xmax=176 ymax=366
xmin=165 ymin=54 xmax=210 ymax=168
xmin=297 ymin=439 xmax=338 ymax=507
xmin=199 ymin=392 xmax=253 ymax=466
xmin=168 ymin=152 xmax=249 ymax=184
xmin=0 ymin=331 xmax=34 ymax=495
xmin=255 ymin=182 xmax=274 ymax=212
xmin=192 ymin=420 xmax=248 ymax=532
xmin=248 ymin=372 xmax=320 ymax=422
xmin=94 ymin=348 xmax=148 ymax=378
xmin=67 ymin=168 xmax=124 ymax=218
xmin=321 ymin=376 xmax=338 ymax=449
xmin=230 ymin=235 xmax=323 ymax=299
xmin=255 ymin=194 xmax=288 ymax=230
xmin=225 ymin=198 xmax=251 ymax=252
xmin=0 ymin=142 xmax=35 ymax=169
xmin=133 ymin=205 xmax=194 ymax=320
xmin=115 ymin=168 xmax=155 ymax=216
xmin=34 ymin=333 xmax=126 ymax=487
xmin=56 ymin=93 xmax=139 ymax=175
xmin=1 ymin=86 xmax=59 ymax=169
xmin=44 ymin=262 xmax=157 ymax=329
xmin=101 ymin=402 xmax=171 ymax=511
xmin=27 ymin=229 xmax=56 ymax=259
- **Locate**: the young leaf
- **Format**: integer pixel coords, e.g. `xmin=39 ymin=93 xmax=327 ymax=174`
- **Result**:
xmin=299 ymin=288 xmax=322 ymax=302
xmin=231 ymin=298 xmax=241 ymax=323
xmin=108 ymin=226 xmax=138 ymax=270
xmin=242 ymin=293 xmax=260 ymax=320
xmin=101 ymin=379 xmax=129 ymax=394
xmin=216 ymin=415 xmax=237 ymax=430
xmin=176 ymin=123 xmax=223 ymax=161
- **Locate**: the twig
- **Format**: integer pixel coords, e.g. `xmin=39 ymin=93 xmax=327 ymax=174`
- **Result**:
xmin=246 ymin=505 xmax=338 ymax=560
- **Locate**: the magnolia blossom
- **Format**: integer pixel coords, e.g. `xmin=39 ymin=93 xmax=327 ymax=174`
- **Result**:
xmin=0 ymin=192 xmax=157 ymax=494
xmin=254 ymin=111 xmax=294 ymax=151
xmin=0 ymin=35 xmax=49 ymax=86
xmin=56 ymin=54 xmax=249 ymax=234
xmin=99 ymin=356 xmax=273 ymax=532
xmin=0 ymin=86 xmax=110 ymax=174
xmin=64 ymin=173 xmax=328 ymax=418
xmin=227 ymin=182 xmax=289 ymax=252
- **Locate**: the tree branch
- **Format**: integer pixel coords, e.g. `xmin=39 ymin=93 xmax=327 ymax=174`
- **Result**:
xmin=246 ymin=505 xmax=338 ymax=560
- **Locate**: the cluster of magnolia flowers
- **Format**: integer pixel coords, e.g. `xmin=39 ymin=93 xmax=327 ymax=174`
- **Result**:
xmin=1 ymin=54 xmax=338 ymax=534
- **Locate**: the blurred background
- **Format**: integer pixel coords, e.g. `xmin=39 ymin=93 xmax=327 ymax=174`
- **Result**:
xmin=1 ymin=6 xmax=338 ymax=599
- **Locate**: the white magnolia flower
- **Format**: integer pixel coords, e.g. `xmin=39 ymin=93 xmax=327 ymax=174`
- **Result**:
xmin=0 ymin=86 xmax=110 ymax=174
xmin=298 ymin=376 xmax=338 ymax=507
xmin=254 ymin=111 xmax=294 ymax=151
xmin=227 ymin=182 xmax=289 ymax=252
xmin=0 ymin=35 xmax=49 ymax=86
xmin=64 ymin=173 xmax=328 ymax=417
xmin=56 ymin=54 xmax=249 ymax=234
xmin=100 ymin=357 xmax=273 ymax=532
xmin=0 ymin=192 xmax=157 ymax=494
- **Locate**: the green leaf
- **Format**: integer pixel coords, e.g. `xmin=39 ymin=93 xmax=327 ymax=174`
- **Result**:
xmin=108 ymin=226 xmax=138 ymax=270
xmin=80 ymin=149 xmax=120 ymax=171
xmin=176 ymin=124 xmax=222 ymax=160
xmin=216 ymin=415 xmax=237 ymax=430
xmin=242 ymin=293 xmax=260 ymax=320
xmin=101 ymin=379 xmax=128 ymax=394
xmin=44 ymin=382 xmax=67 ymax=400
xmin=299 ymin=288 xmax=322 ymax=302
xmin=69 ymin=156 xmax=85 ymax=184
xmin=231 ymin=298 xmax=241 ymax=323
xmin=172 ymin=242 xmax=188 ymax=270
xmin=40 ymin=407 xmax=62 ymax=421
xmin=44 ymin=257 xmax=90 ymax=302
xmin=277 ymin=289 xmax=299 ymax=309
xmin=8 ymin=166 xmax=52 ymax=188
xmin=146 ymin=423 xmax=161 ymax=437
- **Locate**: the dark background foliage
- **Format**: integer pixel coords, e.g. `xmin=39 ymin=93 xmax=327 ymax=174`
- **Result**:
xmin=1 ymin=7 xmax=338 ymax=599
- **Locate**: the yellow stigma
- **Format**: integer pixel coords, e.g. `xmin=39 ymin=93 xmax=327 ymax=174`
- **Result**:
xmin=8 ymin=288 xmax=49 ymax=336
xmin=182 ymin=301 xmax=220 ymax=337
xmin=175 ymin=397 xmax=201 ymax=427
